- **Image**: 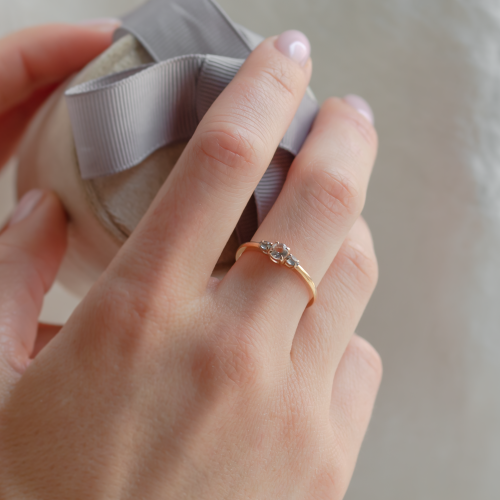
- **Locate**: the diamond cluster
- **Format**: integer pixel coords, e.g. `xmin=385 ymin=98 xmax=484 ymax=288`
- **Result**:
xmin=259 ymin=241 xmax=300 ymax=268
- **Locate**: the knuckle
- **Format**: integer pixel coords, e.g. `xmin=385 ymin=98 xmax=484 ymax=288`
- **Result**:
xmin=301 ymin=166 xmax=364 ymax=229
xmin=191 ymin=54 xmax=304 ymax=190
xmin=194 ymin=126 xmax=263 ymax=187
xmin=190 ymin=330 xmax=265 ymax=397
xmin=83 ymin=280 xmax=167 ymax=352
xmin=347 ymin=110 xmax=378 ymax=151
xmin=278 ymin=377 xmax=315 ymax=429
xmin=235 ymin=55 xmax=303 ymax=128
xmin=114 ymin=247 xmax=197 ymax=306
xmin=324 ymin=96 xmax=379 ymax=150
xmin=258 ymin=56 xmax=298 ymax=100
xmin=311 ymin=465 xmax=350 ymax=500
xmin=338 ymin=238 xmax=379 ymax=294
xmin=84 ymin=283 xmax=135 ymax=331
xmin=348 ymin=335 xmax=383 ymax=381
xmin=307 ymin=436 xmax=351 ymax=500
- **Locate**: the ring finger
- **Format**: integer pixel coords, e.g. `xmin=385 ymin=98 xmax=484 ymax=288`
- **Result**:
xmin=220 ymin=96 xmax=378 ymax=338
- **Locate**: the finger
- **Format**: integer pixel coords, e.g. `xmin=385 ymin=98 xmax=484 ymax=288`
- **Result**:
xmin=32 ymin=323 xmax=63 ymax=359
xmin=328 ymin=334 xmax=382 ymax=497
xmin=291 ymin=217 xmax=378 ymax=398
xmin=114 ymin=32 xmax=312 ymax=298
xmin=0 ymin=21 xmax=119 ymax=116
xmin=0 ymin=83 xmax=58 ymax=168
xmin=0 ymin=190 xmax=67 ymax=398
xmin=221 ymin=96 xmax=378 ymax=333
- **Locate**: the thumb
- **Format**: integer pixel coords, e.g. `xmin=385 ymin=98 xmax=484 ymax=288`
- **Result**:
xmin=0 ymin=190 xmax=66 ymax=400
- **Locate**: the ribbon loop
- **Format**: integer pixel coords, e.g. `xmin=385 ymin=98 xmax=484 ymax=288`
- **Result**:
xmin=67 ymin=55 xmax=205 ymax=179
xmin=65 ymin=0 xmax=319 ymax=238
xmin=114 ymin=0 xmax=252 ymax=62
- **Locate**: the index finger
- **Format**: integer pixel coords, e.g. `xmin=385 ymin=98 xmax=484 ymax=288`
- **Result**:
xmin=0 ymin=22 xmax=119 ymax=115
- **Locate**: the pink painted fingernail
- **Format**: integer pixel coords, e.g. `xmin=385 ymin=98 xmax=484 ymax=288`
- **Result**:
xmin=343 ymin=94 xmax=375 ymax=125
xmin=77 ymin=18 xmax=122 ymax=33
xmin=9 ymin=189 xmax=45 ymax=226
xmin=275 ymin=30 xmax=311 ymax=67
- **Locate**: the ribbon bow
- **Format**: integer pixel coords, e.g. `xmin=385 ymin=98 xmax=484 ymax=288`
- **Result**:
xmin=65 ymin=0 xmax=319 ymax=242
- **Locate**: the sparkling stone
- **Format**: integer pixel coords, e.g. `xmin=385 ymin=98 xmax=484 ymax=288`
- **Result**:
xmin=285 ymin=255 xmax=299 ymax=268
xmin=260 ymin=241 xmax=273 ymax=253
xmin=270 ymin=242 xmax=290 ymax=262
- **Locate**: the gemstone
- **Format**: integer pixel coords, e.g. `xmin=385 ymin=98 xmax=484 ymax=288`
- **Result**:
xmin=260 ymin=241 xmax=273 ymax=253
xmin=269 ymin=242 xmax=290 ymax=263
xmin=285 ymin=255 xmax=299 ymax=268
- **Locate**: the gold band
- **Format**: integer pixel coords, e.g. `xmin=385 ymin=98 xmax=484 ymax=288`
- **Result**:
xmin=235 ymin=241 xmax=317 ymax=307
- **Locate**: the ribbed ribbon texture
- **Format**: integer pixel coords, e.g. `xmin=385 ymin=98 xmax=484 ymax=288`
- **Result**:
xmin=65 ymin=0 xmax=319 ymax=242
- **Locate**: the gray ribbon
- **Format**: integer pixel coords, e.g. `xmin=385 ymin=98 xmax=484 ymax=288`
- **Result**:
xmin=65 ymin=0 xmax=319 ymax=241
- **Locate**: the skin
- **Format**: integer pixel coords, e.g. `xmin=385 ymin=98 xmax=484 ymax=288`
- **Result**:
xmin=0 ymin=24 xmax=382 ymax=500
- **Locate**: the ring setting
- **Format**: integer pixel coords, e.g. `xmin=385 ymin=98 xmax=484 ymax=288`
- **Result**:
xmin=235 ymin=240 xmax=317 ymax=307
xmin=260 ymin=241 xmax=300 ymax=268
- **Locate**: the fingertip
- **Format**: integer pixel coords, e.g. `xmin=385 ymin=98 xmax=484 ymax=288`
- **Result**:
xmin=40 ymin=190 xmax=68 ymax=224
xmin=52 ymin=22 xmax=118 ymax=51
xmin=9 ymin=189 xmax=45 ymax=227
xmin=251 ymin=34 xmax=313 ymax=84
xmin=274 ymin=29 xmax=311 ymax=67
xmin=76 ymin=18 xmax=122 ymax=33
xmin=343 ymin=94 xmax=374 ymax=126
xmin=10 ymin=189 xmax=67 ymax=229
xmin=0 ymin=23 xmax=118 ymax=114
xmin=5 ymin=189 xmax=67 ymax=289
xmin=68 ymin=19 xmax=121 ymax=47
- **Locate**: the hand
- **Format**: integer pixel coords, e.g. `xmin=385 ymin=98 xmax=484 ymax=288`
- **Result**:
xmin=0 ymin=30 xmax=381 ymax=499
xmin=0 ymin=20 xmax=120 ymax=169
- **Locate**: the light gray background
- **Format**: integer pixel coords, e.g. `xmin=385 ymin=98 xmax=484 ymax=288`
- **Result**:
xmin=2 ymin=1 xmax=500 ymax=498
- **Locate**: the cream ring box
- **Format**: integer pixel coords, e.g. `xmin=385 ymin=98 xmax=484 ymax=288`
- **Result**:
xmin=16 ymin=0 xmax=319 ymax=297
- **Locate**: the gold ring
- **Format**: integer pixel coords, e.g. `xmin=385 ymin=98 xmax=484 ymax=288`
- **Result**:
xmin=235 ymin=241 xmax=317 ymax=307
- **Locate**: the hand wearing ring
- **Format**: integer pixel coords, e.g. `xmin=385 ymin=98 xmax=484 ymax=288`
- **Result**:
xmin=0 ymin=27 xmax=381 ymax=500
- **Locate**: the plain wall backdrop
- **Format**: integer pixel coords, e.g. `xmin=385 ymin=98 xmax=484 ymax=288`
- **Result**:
xmin=2 ymin=1 xmax=500 ymax=498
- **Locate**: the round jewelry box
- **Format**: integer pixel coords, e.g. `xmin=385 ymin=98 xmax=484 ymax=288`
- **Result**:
xmin=17 ymin=34 xmax=240 ymax=297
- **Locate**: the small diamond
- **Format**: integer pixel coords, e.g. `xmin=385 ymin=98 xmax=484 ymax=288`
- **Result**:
xmin=285 ymin=255 xmax=299 ymax=268
xmin=269 ymin=242 xmax=290 ymax=263
xmin=260 ymin=241 xmax=273 ymax=253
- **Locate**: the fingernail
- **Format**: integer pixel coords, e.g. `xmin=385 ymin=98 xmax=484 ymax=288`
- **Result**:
xmin=77 ymin=18 xmax=121 ymax=32
xmin=275 ymin=30 xmax=311 ymax=67
xmin=343 ymin=94 xmax=375 ymax=125
xmin=9 ymin=189 xmax=45 ymax=226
